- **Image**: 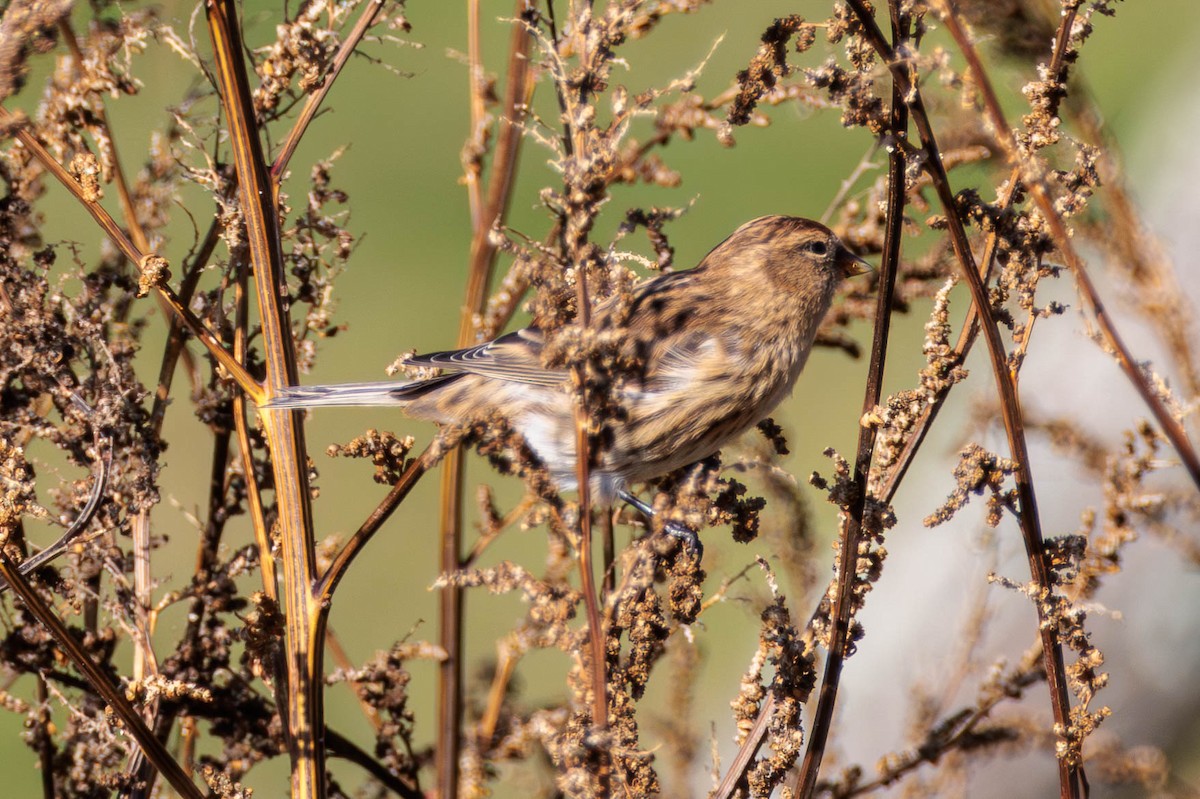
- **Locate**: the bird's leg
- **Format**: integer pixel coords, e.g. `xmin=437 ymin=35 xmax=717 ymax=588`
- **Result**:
xmin=617 ymin=489 xmax=703 ymax=558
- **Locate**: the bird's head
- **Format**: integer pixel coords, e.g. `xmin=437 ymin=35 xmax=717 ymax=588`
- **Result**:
xmin=701 ymin=215 xmax=873 ymax=297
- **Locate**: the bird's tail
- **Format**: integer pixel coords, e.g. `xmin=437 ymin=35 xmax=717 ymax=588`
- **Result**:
xmin=261 ymin=375 xmax=456 ymax=410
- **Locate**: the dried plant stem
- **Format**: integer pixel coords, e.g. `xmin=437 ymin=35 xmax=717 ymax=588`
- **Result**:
xmin=844 ymin=3 xmax=1079 ymax=797
xmin=436 ymin=9 xmax=535 ymax=794
xmin=0 ymin=106 xmax=260 ymax=397
xmin=793 ymin=10 xmax=909 ymax=798
xmin=317 ymin=445 xmax=435 ymax=603
xmin=326 ymin=729 xmax=424 ymax=798
xmin=0 ymin=554 xmax=205 ymax=799
xmin=936 ymin=0 xmax=1200 ymax=493
xmin=436 ymin=453 xmax=466 ymax=799
xmin=234 ymin=272 xmax=279 ymax=599
xmin=272 ymin=0 xmax=387 ymax=183
xmin=62 ymin=10 xmax=188 ymax=457
xmin=465 ymin=0 xmax=486 ymax=227
xmin=877 ymin=0 xmax=1084 ymax=503
xmin=206 ymin=2 xmax=323 ymax=797
xmin=479 ymin=642 xmax=519 ymax=743
xmin=570 ymin=246 xmax=609 ymax=735
xmin=34 ymin=676 xmax=53 ymax=799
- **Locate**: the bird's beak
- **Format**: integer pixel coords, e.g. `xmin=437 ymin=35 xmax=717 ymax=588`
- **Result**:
xmin=837 ymin=247 xmax=874 ymax=278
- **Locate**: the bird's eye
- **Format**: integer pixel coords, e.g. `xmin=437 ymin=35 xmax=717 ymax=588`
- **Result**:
xmin=805 ymin=240 xmax=829 ymax=256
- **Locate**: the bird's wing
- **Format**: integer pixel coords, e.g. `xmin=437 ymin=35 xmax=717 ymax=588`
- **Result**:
xmin=641 ymin=330 xmax=727 ymax=393
xmin=406 ymin=328 xmax=564 ymax=387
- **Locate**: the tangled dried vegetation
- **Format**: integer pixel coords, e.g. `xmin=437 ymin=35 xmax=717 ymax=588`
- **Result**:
xmin=0 ymin=1 xmax=1197 ymax=798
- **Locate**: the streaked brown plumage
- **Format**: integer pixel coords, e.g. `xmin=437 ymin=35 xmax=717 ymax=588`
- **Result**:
xmin=266 ymin=216 xmax=870 ymax=507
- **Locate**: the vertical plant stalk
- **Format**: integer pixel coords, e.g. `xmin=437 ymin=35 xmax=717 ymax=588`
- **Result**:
xmin=205 ymin=2 xmax=323 ymax=797
xmin=792 ymin=7 xmax=909 ymax=796
xmin=437 ymin=6 xmax=535 ymax=796
xmin=464 ymin=0 xmax=486 ymax=228
xmin=843 ymin=2 xmax=1080 ymax=796
xmin=572 ymin=269 xmax=609 ymax=733
xmin=546 ymin=0 xmax=610 ymax=736
xmin=233 ymin=268 xmax=280 ymax=600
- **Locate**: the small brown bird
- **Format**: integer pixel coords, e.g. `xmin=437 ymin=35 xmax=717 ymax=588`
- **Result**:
xmin=267 ymin=216 xmax=870 ymax=539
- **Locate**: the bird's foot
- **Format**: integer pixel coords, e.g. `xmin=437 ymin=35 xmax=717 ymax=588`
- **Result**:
xmin=618 ymin=489 xmax=703 ymax=560
xmin=663 ymin=520 xmax=703 ymax=561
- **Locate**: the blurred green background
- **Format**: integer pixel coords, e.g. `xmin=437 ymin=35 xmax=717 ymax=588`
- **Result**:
xmin=4 ymin=0 xmax=1200 ymax=794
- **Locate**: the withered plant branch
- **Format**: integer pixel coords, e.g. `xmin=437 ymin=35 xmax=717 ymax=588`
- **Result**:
xmin=317 ymin=444 xmax=435 ymax=603
xmin=877 ymin=2 xmax=1082 ymax=503
xmin=478 ymin=642 xmax=519 ymax=744
xmin=0 ymin=554 xmax=206 ymax=799
xmin=149 ymin=218 xmax=221 ymax=433
xmin=875 ymin=178 xmax=1018 ymax=503
xmin=0 ymin=428 xmax=111 ymax=594
xmin=326 ymin=727 xmax=423 ymax=799
xmin=438 ymin=8 xmax=534 ymax=795
xmin=792 ymin=6 xmax=909 ymax=795
xmin=131 ymin=217 xmax=221 ymax=691
xmin=844 ymin=3 xmax=1080 ymax=797
xmin=271 ymin=0 xmax=387 ymax=184
xmin=935 ymin=0 xmax=1200 ymax=493
xmin=57 ymin=20 xmax=152 ymax=255
xmin=465 ymin=0 xmax=486 ymax=227
xmin=436 ymin=449 xmax=467 ymax=799
xmin=234 ymin=270 xmax=279 ymax=599
xmin=129 ymin=424 xmax=240 ymax=799
xmin=0 ymin=106 xmax=261 ymax=398
xmin=713 ymin=698 xmax=774 ymax=799
xmin=206 ymin=2 xmax=323 ymax=797
xmin=34 ymin=677 xmax=53 ymax=799
xmin=550 ymin=2 xmax=609 ymax=737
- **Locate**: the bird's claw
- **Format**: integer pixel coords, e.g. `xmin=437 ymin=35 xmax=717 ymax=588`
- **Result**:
xmin=618 ymin=489 xmax=703 ymax=560
xmin=663 ymin=521 xmax=703 ymax=561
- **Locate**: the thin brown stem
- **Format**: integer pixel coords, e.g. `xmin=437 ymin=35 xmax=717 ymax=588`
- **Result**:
xmin=465 ymin=0 xmax=486 ymax=228
xmin=436 ymin=8 xmax=535 ymax=795
xmin=34 ymin=675 xmax=54 ymax=799
xmin=876 ymin=0 xmax=1084 ymax=504
xmin=478 ymin=641 xmax=518 ymax=744
xmin=272 ymin=0 xmax=387 ymax=183
xmin=0 ymin=554 xmax=205 ymax=799
xmin=0 ymin=107 xmax=261 ymax=398
xmin=436 ymin=451 xmax=466 ymax=799
xmin=233 ymin=269 xmax=279 ymax=599
xmin=794 ymin=7 xmax=908 ymax=792
xmin=317 ymin=446 xmax=435 ymax=603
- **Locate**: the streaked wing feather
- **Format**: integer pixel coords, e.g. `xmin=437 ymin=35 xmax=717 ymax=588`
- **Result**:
xmin=644 ymin=331 xmax=722 ymax=392
xmin=407 ymin=328 xmax=563 ymax=388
